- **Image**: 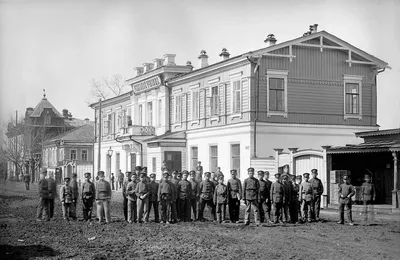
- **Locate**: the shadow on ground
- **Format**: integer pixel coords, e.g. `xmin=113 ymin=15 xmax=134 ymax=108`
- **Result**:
xmin=0 ymin=244 xmax=59 ymax=260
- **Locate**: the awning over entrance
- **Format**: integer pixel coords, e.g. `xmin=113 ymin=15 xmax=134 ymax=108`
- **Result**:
xmin=145 ymin=131 xmax=186 ymax=148
xmin=327 ymin=140 xmax=400 ymax=154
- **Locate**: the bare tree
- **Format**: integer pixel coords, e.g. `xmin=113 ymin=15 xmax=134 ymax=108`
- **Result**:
xmin=89 ymin=74 xmax=128 ymax=103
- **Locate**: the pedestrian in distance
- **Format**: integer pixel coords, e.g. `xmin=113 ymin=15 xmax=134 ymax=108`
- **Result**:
xmin=299 ymin=173 xmax=313 ymax=223
xmin=170 ymin=171 xmax=180 ymax=223
xmin=337 ymin=175 xmax=355 ymax=226
xmin=214 ymin=175 xmax=228 ymax=224
xmin=310 ymin=169 xmax=324 ymax=221
xmin=158 ymin=172 xmax=173 ymax=224
xmin=81 ymin=172 xmax=95 ymax=222
xmin=147 ymin=173 xmax=159 ymax=223
xmin=23 ymin=173 xmax=30 ymax=190
xmin=177 ymin=171 xmax=192 ymax=222
xmin=243 ymin=167 xmax=260 ymax=226
xmin=118 ymin=170 xmax=124 ymax=190
xmin=135 ymin=173 xmax=150 ymax=223
xmin=282 ymin=175 xmax=292 ymax=223
xmin=47 ymin=172 xmax=57 ymax=219
xmin=95 ymin=171 xmax=112 ymax=224
xmin=270 ymin=173 xmax=284 ymax=224
xmin=126 ymin=173 xmax=137 ymax=223
xmin=111 ymin=173 xmax=115 ymax=191
xmin=60 ymin=176 xmax=74 ymax=221
xmin=70 ymin=173 xmax=79 ymax=220
xmin=227 ymin=169 xmax=242 ymax=223
xmin=188 ymin=170 xmax=199 ymax=221
xmin=361 ymin=174 xmax=376 ymax=225
xmin=36 ymin=169 xmax=50 ymax=222
xmin=195 ymin=161 xmax=203 ymax=184
xmin=198 ymin=172 xmax=216 ymax=222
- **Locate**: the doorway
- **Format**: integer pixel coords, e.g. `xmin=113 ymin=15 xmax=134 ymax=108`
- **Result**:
xmin=164 ymin=151 xmax=182 ymax=172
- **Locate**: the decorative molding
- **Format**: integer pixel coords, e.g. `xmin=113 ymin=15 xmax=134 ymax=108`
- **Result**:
xmin=172 ymin=88 xmax=183 ymax=94
xmin=229 ymin=71 xmax=243 ymax=78
xmin=210 ymin=117 xmax=219 ymax=123
xmin=189 ymin=83 xmax=200 ymax=89
xmin=287 ymin=78 xmax=343 ymax=86
xmin=208 ymin=77 xmax=220 ymax=85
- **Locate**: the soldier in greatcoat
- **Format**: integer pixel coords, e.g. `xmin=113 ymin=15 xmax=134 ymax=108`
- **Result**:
xmin=310 ymin=169 xmax=324 ymax=221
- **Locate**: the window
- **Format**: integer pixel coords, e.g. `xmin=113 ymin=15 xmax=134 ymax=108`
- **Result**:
xmin=211 ymin=86 xmax=219 ymax=116
xmin=158 ymin=99 xmax=162 ymax=126
xmin=44 ymin=115 xmax=51 ymax=125
xmin=232 ymin=80 xmax=241 ymax=113
xmin=192 ymin=91 xmax=199 ymax=120
xmin=210 ymin=145 xmax=218 ymax=173
xmin=175 ymin=95 xmax=182 ymax=123
xmin=115 ymin=153 xmax=120 ymax=174
xmin=269 ymin=78 xmax=285 ymax=111
xmin=117 ymin=111 xmax=122 ymax=129
xmin=266 ymin=70 xmax=288 ymax=117
xmin=231 ymin=144 xmax=240 ymax=178
xmin=191 ymin=147 xmax=198 ymax=170
xmin=152 ymin=157 xmax=156 ymax=173
xmin=139 ymin=105 xmax=143 ymax=125
xmin=343 ymin=75 xmax=363 ymax=120
xmin=81 ymin=150 xmax=88 ymax=161
xmin=147 ymin=102 xmax=153 ymax=126
xmin=70 ymin=149 xmax=77 ymax=160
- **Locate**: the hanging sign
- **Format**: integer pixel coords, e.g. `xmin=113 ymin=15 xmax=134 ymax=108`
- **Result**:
xmin=132 ymin=76 xmax=162 ymax=94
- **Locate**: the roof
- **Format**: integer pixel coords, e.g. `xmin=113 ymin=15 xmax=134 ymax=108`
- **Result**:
xmin=30 ymin=96 xmax=63 ymax=117
xmin=144 ymin=131 xmax=186 ymax=143
xmin=243 ymin=30 xmax=390 ymax=69
xmin=355 ymin=128 xmax=400 ymax=138
xmin=64 ymin=118 xmax=95 ymax=128
xmin=89 ymin=91 xmax=132 ymax=108
xmin=327 ymin=140 xmax=400 ymax=154
xmin=43 ymin=124 xmax=94 ymax=145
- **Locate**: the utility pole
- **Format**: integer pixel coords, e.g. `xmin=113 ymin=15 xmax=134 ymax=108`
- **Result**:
xmin=97 ymin=99 xmax=102 ymax=172
xmin=15 ymin=110 xmax=18 ymax=179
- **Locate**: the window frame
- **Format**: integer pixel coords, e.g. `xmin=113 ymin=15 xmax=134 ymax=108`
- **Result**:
xmin=231 ymin=80 xmax=242 ymax=114
xmin=209 ymin=145 xmax=218 ymax=173
xmin=147 ymin=101 xmax=153 ymax=126
xmin=343 ymin=75 xmax=363 ymax=120
xmin=230 ymin=143 xmax=241 ymax=178
xmin=174 ymin=95 xmax=182 ymax=123
xmin=81 ymin=149 xmax=88 ymax=161
xmin=70 ymin=149 xmax=77 ymax=160
xmin=210 ymin=85 xmax=220 ymax=117
xmin=139 ymin=104 xmax=143 ymax=126
xmin=190 ymin=146 xmax=198 ymax=170
xmin=191 ymin=90 xmax=200 ymax=120
xmin=266 ymin=69 xmax=288 ymax=118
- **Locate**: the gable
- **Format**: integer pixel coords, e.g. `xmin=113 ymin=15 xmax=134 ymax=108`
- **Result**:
xmin=245 ymin=31 xmax=390 ymax=70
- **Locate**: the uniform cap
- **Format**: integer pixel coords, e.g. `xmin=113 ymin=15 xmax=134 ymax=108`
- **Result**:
xmin=150 ymin=173 xmax=156 ymax=178
xmin=140 ymin=173 xmax=146 ymax=178
xmin=247 ymin=167 xmax=255 ymax=172
xmin=64 ymin=177 xmax=71 ymax=180
xmin=163 ymin=172 xmax=169 ymax=177
xmin=98 ymin=171 xmax=105 ymax=177
xmin=343 ymin=175 xmax=349 ymax=180
xmin=182 ymin=171 xmax=189 ymax=175
xmin=218 ymin=176 xmax=224 ymax=180
xmin=72 ymin=173 xmax=77 ymax=178
xmin=204 ymin=172 xmax=211 ymax=176
xmin=282 ymin=175 xmax=288 ymax=180
xmin=274 ymin=173 xmax=281 ymax=178
xmin=303 ymin=172 xmax=310 ymax=177
xmin=189 ymin=170 xmax=196 ymax=175
xmin=84 ymin=172 xmax=91 ymax=177
xmin=311 ymin=169 xmax=318 ymax=173
xmin=296 ymin=175 xmax=302 ymax=180
xmin=257 ymin=170 xmax=265 ymax=175
xmin=177 ymin=172 xmax=182 ymax=177
xmin=230 ymin=169 xmax=237 ymax=173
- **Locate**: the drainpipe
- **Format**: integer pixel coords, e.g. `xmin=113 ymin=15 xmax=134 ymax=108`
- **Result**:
xmin=164 ymin=80 xmax=171 ymax=133
xmin=247 ymin=56 xmax=261 ymax=158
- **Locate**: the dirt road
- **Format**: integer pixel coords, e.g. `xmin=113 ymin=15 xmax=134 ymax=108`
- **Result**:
xmin=1 ymin=181 xmax=399 ymax=260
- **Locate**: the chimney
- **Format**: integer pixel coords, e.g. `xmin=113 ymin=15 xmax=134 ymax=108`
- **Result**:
xmin=143 ymin=63 xmax=153 ymax=73
xmin=163 ymin=54 xmax=176 ymax=66
xmin=84 ymin=118 xmax=90 ymax=125
xmin=62 ymin=109 xmax=69 ymax=118
xmin=219 ymin=48 xmax=230 ymax=60
xmin=153 ymin=58 xmax=164 ymax=68
xmin=186 ymin=61 xmax=193 ymax=70
xmin=133 ymin=67 xmax=144 ymax=77
xmin=309 ymin=24 xmax=318 ymax=34
xmin=25 ymin=107 xmax=34 ymax=118
xmin=198 ymin=50 xmax=208 ymax=68
xmin=264 ymin=34 xmax=277 ymax=46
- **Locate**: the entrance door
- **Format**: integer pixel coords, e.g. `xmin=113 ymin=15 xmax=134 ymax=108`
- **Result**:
xmin=164 ymin=151 xmax=182 ymax=172
xmin=375 ymin=169 xmax=393 ymax=204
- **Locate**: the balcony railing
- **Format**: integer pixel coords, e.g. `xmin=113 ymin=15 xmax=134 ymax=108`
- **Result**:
xmin=120 ymin=125 xmax=155 ymax=136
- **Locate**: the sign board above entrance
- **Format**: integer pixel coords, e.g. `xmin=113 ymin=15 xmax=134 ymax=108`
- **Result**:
xmin=132 ymin=76 xmax=162 ymax=94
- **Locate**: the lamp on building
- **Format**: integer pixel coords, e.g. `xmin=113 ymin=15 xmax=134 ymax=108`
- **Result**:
xmin=107 ymin=147 xmax=113 ymax=157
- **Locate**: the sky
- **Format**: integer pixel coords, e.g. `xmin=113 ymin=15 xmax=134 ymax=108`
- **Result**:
xmin=0 ymin=0 xmax=399 ymax=130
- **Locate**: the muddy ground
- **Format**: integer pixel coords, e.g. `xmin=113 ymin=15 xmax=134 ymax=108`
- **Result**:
xmin=0 ymin=182 xmax=399 ymax=260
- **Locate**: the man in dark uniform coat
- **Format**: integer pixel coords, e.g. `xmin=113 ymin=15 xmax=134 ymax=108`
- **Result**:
xmin=310 ymin=169 xmax=324 ymax=221
xmin=198 ymin=172 xmax=216 ymax=221
xmin=227 ymin=169 xmax=242 ymax=223
xmin=270 ymin=173 xmax=284 ymax=224
xmin=243 ymin=167 xmax=260 ymax=226
xmin=257 ymin=170 xmax=270 ymax=224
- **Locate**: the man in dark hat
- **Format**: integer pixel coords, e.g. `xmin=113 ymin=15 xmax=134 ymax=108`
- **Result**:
xmin=70 ymin=173 xmax=79 ymax=220
xmin=290 ymin=175 xmax=301 ymax=223
xmin=282 ymin=175 xmax=292 ymax=223
xmin=227 ymin=169 xmax=242 ymax=223
xmin=257 ymin=170 xmax=269 ymax=224
xmin=338 ymin=175 xmax=355 ymax=225
xmin=270 ymin=173 xmax=284 ymax=224
xmin=299 ymin=173 xmax=313 ymax=223
xmin=118 ymin=170 xmax=124 ymax=190
xmin=263 ymin=171 xmax=273 ymax=223
xmin=170 ymin=171 xmax=180 ymax=223
xmin=81 ymin=172 xmax=95 ymax=221
xmin=189 ymin=170 xmax=199 ymax=221
xmin=177 ymin=171 xmax=192 ymax=222
xmin=310 ymin=169 xmax=324 ymax=221
xmin=361 ymin=173 xmax=376 ymax=225
xmin=147 ymin=173 xmax=159 ymax=223
xmin=96 ymin=171 xmax=112 ymax=223
xmin=135 ymin=173 xmax=150 ymax=223
xmin=198 ymin=172 xmax=216 ymax=221
xmin=243 ymin=167 xmax=260 ymax=226
xmin=158 ymin=172 xmax=172 ymax=224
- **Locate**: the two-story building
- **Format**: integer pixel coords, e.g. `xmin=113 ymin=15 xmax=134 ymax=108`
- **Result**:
xmin=42 ymin=123 xmax=94 ymax=183
xmin=90 ymin=55 xmax=192 ymax=179
xmin=92 ymin=25 xmax=390 ymax=192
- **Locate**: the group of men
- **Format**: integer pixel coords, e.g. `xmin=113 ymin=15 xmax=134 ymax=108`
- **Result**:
xmin=36 ymin=163 xmax=373 ymax=226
